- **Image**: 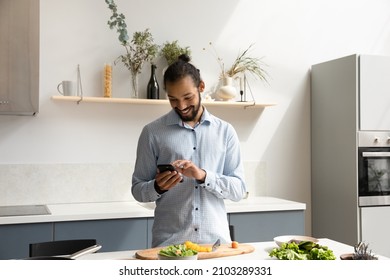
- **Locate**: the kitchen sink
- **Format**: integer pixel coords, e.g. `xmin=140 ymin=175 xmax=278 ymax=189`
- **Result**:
xmin=0 ymin=205 xmax=51 ymax=217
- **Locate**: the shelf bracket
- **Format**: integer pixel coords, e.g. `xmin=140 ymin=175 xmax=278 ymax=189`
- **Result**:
xmin=243 ymin=74 xmax=257 ymax=109
xmin=77 ymin=96 xmax=83 ymax=105
xmin=76 ymin=64 xmax=84 ymax=105
xmin=244 ymin=101 xmax=256 ymax=109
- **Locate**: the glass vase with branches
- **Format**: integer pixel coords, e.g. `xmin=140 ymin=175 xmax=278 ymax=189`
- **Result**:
xmin=105 ymin=0 xmax=158 ymax=98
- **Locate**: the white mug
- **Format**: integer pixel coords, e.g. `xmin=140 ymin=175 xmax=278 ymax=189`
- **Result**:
xmin=57 ymin=80 xmax=75 ymax=96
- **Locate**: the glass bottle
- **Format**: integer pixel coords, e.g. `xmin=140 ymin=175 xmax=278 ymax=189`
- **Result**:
xmin=147 ymin=64 xmax=159 ymax=99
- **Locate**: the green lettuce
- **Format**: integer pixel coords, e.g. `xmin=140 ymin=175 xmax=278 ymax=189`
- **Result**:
xmin=269 ymin=241 xmax=336 ymax=260
xmin=158 ymin=244 xmax=197 ymax=257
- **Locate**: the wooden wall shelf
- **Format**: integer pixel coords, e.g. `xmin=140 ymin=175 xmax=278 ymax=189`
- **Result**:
xmin=51 ymin=96 xmax=276 ymax=109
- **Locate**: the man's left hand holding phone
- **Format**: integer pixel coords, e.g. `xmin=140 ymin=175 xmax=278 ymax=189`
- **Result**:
xmin=154 ymin=164 xmax=183 ymax=194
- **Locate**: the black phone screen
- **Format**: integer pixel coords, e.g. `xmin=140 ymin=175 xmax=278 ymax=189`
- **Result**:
xmin=157 ymin=164 xmax=175 ymax=172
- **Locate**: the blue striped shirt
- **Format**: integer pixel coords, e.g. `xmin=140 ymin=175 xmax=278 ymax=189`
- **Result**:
xmin=132 ymin=108 xmax=246 ymax=247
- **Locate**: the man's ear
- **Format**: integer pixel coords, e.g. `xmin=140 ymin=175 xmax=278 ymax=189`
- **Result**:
xmin=199 ymin=80 xmax=205 ymax=92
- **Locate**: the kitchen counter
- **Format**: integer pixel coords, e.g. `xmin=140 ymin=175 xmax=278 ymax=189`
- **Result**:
xmin=0 ymin=196 xmax=305 ymax=225
xmin=77 ymin=238 xmax=388 ymax=260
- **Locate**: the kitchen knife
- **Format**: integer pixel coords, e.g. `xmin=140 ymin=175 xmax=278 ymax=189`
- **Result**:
xmin=212 ymin=239 xmax=221 ymax=252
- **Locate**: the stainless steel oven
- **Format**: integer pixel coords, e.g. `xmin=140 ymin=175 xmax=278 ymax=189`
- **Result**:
xmin=358 ymin=132 xmax=390 ymax=206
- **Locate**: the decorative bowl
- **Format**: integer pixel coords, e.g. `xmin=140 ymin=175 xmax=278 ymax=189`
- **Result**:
xmin=340 ymin=253 xmax=354 ymax=260
xmin=274 ymin=235 xmax=319 ymax=247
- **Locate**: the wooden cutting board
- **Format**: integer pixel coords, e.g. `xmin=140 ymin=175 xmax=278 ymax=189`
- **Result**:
xmin=135 ymin=243 xmax=255 ymax=260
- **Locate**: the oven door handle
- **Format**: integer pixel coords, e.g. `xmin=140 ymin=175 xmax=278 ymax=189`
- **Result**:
xmin=362 ymin=152 xmax=390 ymax=157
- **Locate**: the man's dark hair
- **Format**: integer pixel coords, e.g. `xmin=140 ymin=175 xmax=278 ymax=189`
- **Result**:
xmin=163 ymin=54 xmax=201 ymax=89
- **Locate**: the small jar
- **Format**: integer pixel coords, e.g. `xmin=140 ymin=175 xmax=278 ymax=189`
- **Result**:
xmin=103 ymin=63 xmax=112 ymax=98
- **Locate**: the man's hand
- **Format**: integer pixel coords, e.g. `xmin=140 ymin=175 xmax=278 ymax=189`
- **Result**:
xmin=155 ymin=168 xmax=182 ymax=192
xmin=172 ymin=160 xmax=206 ymax=182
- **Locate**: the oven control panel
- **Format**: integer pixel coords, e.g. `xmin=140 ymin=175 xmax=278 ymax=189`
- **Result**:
xmin=358 ymin=131 xmax=390 ymax=147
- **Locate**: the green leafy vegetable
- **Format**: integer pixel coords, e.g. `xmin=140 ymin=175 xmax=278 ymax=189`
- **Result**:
xmin=269 ymin=241 xmax=336 ymax=260
xmin=158 ymin=244 xmax=198 ymax=257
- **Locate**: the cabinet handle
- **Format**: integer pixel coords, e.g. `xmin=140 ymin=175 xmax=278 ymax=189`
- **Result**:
xmin=362 ymin=152 xmax=390 ymax=157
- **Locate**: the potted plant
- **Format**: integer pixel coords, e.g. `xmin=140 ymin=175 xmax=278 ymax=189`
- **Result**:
xmin=224 ymin=44 xmax=269 ymax=83
xmin=160 ymin=40 xmax=191 ymax=66
xmin=205 ymin=42 xmax=269 ymax=100
xmin=105 ymin=0 xmax=159 ymax=98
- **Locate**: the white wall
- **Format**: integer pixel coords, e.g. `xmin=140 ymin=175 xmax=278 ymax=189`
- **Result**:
xmin=1 ymin=0 xmax=390 ymax=235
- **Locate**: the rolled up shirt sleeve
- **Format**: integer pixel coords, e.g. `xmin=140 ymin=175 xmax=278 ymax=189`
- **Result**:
xmin=197 ymin=124 xmax=246 ymax=202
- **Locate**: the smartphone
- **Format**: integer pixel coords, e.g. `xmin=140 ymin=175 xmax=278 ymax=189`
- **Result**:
xmin=157 ymin=164 xmax=175 ymax=173
xmin=158 ymin=164 xmax=183 ymax=183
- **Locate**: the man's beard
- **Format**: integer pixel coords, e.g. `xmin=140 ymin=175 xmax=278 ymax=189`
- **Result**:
xmin=175 ymin=94 xmax=201 ymax=122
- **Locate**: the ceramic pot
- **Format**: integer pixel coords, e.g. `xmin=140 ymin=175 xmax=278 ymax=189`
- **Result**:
xmin=217 ymin=76 xmax=237 ymax=101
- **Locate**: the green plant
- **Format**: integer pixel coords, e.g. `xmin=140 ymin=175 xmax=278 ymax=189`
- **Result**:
xmin=116 ymin=29 xmax=159 ymax=75
xmin=352 ymin=242 xmax=378 ymax=260
xmin=105 ymin=0 xmax=159 ymax=96
xmin=205 ymin=42 xmax=269 ymax=83
xmin=225 ymin=44 xmax=269 ymax=83
xmin=105 ymin=0 xmax=129 ymax=45
xmin=161 ymin=40 xmax=191 ymax=66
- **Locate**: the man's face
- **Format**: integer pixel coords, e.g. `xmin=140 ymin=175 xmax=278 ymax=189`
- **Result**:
xmin=166 ymin=76 xmax=204 ymax=122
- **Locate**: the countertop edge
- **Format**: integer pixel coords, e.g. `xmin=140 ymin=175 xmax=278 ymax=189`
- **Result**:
xmin=0 ymin=196 xmax=306 ymax=225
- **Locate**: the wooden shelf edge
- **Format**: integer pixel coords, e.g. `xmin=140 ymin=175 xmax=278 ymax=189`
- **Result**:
xmin=51 ymin=96 xmax=276 ymax=109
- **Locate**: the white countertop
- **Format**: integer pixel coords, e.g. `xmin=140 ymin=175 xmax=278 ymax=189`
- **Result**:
xmin=77 ymin=238 xmax=387 ymax=260
xmin=0 ymin=196 xmax=305 ymax=225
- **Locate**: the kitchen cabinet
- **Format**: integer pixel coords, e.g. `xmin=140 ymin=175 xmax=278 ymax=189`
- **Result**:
xmin=360 ymin=207 xmax=390 ymax=257
xmin=146 ymin=211 xmax=305 ymax=247
xmin=311 ymin=54 xmax=390 ymax=249
xmin=147 ymin=218 xmax=154 ymax=248
xmin=359 ymin=55 xmax=390 ymax=130
xmin=0 ymin=212 xmax=304 ymax=259
xmin=0 ymin=223 xmax=53 ymax=259
xmin=54 ymin=218 xmax=148 ymax=252
xmin=311 ymin=54 xmax=359 ymax=246
xmin=0 ymin=0 xmax=39 ymax=115
xmin=229 ymin=211 xmax=304 ymax=242
xmin=0 ymin=218 xmax=148 ymax=259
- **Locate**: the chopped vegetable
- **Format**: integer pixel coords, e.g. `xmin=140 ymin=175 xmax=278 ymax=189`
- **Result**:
xmin=269 ymin=241 xmax=336 ymax=260
xmin=184 ymin=241 xmax=212 ymax=252
xmin=158 ymin=244 xmax=197 ymax=257
xmin=231 ymin=241 xmax=239 ymax=248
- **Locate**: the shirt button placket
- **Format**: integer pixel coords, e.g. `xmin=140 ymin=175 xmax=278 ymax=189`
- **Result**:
xmin=194 ymin=185 xmax=200 ymax=236
xmin=192 ymin=127 xmax=201 ymax=237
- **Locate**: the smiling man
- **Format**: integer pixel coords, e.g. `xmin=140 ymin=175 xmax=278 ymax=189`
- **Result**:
xmin=131 ymin=55 xmax=247 ymax=247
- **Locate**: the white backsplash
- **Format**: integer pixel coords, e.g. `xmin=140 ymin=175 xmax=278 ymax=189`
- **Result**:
xmin=0 ymin=161 xmax=266 ymax=206
xmin=244 ymin=161 xmax=267 ymax=197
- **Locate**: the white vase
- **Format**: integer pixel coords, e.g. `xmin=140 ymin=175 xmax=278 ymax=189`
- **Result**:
xmin=217 ymin=76 xmax=237 ymax=101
